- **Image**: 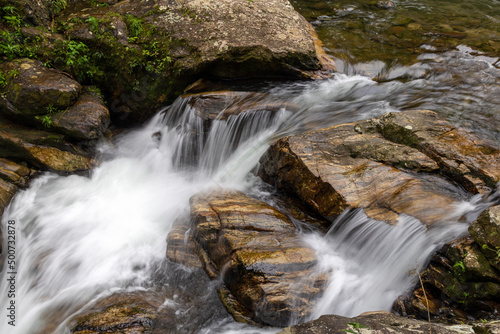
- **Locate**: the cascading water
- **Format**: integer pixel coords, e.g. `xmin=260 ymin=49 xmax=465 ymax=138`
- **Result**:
xmin=0 ymin=70 xmax=498 ymax=333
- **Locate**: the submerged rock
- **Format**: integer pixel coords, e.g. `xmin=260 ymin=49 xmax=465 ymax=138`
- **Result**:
xmin=259 ymin=110 xmax=500 ymax=225
xmin=278 ymin=311 xmax=499 ymax=334
xmin=186 ymin=190 xmax=327 ymax=326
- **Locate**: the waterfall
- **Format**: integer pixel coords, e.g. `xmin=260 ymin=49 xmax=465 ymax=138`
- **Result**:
xmin=0 ymin=74 xmax=495 ymax=333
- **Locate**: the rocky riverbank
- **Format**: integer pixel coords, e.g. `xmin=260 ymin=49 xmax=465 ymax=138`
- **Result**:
xmin=1 ymin=0 xmax=500 ymax=333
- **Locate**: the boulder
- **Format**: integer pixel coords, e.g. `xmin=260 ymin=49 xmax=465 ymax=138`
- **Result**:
xmin=259 ymin=110 xmax=500 ymax=225
xmin=278 ymin=311 xmax=500 ymax=334
xmin=469 ymin=205 xmax=500 ymax=271
xmin=116 ymin=0 xmax=322 ymax=78
xmin=188 ymin=190 xmax=327 ymax=326
xmin=0 ymin=116 xmax=93 ymax=172
xmin=0 ymin=58 xmax=81 ymax=116
xmin=55 ymin=0 xmax=328 ymax=122
xmin=49 ymin=87 xmax=110 ymax=140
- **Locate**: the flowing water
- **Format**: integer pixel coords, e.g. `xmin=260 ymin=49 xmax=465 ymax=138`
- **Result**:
xmin=2 ymin=1 xmax=500 ymax=333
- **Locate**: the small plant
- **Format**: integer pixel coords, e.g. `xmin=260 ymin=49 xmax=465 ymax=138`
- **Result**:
xmin=125 ymin=14 xmax=143 ymax=38
xmin=0 ymin=31 xmax=22 ymax=59
xmin=341 ymin=322 xmax=368 ymax=334
xmin=45 ymin=105 xmax=57 ymax=114
xmin=90 ymin=0 xmax=109 ymax=7
xmin=482 ymin=244 xmax=500 ymax=262
xmin=53 ymin=0 xmax=67 ymax=15
xmin=0 ymin=70 xmax=7 ymax=88
xmin=85 ymin=16 xmax=100 ymax=33
xmin=453 ymin=260 xmax=466 ymax=273
xmin=42 ymin=115 xmax=53 ymax=128
xmin=2 ymin=5 xmax=22 ymax=29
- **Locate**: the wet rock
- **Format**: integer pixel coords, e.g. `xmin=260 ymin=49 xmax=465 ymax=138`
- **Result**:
xmin=49 ymin=87 xmax=110 ymax=140
xmin=0 ymin=116 xmax=93 ymax=172
xmin=0 ymin=58 xmax=81 ymax=116
xmin=166 ymin=215 xmax=203 ymax=269
xmin=278 ymin=311 xmax=466 ymax=334
xmin=396 ymin=236 xmax=500 ymax=321
xmin=70 ymin=292 xmax=162 ymax=334
xmin=0 ymin=177 xmax=17 ymax=217
xmin=469 ymin=206 xmax=500 ymax=271
xmin=0 ymin=158 xmax=35 ymax=187
xmin=259 ymin=110 xmax=500 ymax=225
xmin=189 ymin=190 xmax=327 ymax=326
xmin=182 ymin=90 xmax=297 ymax=133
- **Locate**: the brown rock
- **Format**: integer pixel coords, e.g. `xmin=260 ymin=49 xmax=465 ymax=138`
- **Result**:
xmin=0 ymin=116 xmax=93 ymax=172
xmin=259 ymin=110 xmax=500 ymax=225
xmin=50 ymin=87 xmax=110 ymax=140
xmin=0 ymin=177 xmax=17 ymax=217
xmin=0 ymin=58 xmax=81 ymax=116
xmin=166 ymin=215 xmax=203 ymax=268
xmin=189 ymin=190 xmax=327 ymax=326
xmin=70 ymin=292 xmax=162 ymax=334
xmin=0 ymin=158 xmax=34 ymax=187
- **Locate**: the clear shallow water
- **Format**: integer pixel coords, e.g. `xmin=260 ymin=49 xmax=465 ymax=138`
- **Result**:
xmin=1 ymin=71 xmax=498 ymax=333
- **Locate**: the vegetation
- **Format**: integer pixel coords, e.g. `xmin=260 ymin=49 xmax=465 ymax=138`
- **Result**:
xmin=341 ymin=322 xmax=368 ymax=334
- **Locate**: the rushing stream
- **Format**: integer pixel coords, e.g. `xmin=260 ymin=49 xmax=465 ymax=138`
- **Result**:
xmin=2 ymin=1 xmax=500 ymax=333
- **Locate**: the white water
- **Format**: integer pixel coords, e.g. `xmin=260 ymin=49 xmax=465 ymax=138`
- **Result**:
xmin=0 ymin=74 xmax=496 ymax=333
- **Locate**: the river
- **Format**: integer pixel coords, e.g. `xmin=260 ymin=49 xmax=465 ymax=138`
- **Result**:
xmin=1 ymin=1 xmax=500 ymax=333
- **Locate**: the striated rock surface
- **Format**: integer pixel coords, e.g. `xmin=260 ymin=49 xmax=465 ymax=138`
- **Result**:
xmin=0 ymin=116 xmax=93 ymax=172
xmin=166 ymin=215 xmax=203 ymax=269
xmin=187 ymin=190 xmax=327 ymax=326
xmin=259 ymin=110 xmax=500 ymax=225
xmin=278 ymin=311 xmax=500 ymax=334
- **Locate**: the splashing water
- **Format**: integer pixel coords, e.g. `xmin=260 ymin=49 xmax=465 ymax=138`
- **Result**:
xmin=0 ymin=73 xmax=497 ymax=333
